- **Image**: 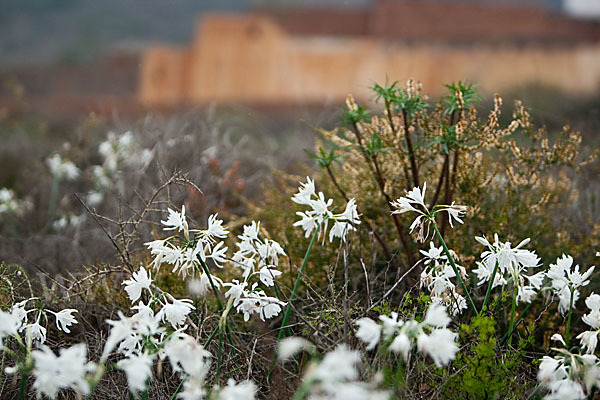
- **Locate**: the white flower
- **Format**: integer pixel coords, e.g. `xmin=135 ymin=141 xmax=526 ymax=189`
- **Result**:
xmin=161 ymin=206 xmax=189 ymax=238
xmin=329 ymin=220 xmax=354 ymax=242
xmin=293 ymin=211 xmax=319 ymax=238
xmin=188 ymin=274 xmax=212 ymax=297
xmin=218 ymin=379 xmax=257 ymax=400
xmin=46 ymin=154 xmax=80 ymax=181
xmin=423 ymin=303 xmax=451 ymax=328
xmin=548 ymin=254 xmax=594 ymax=315
xmin=474 ymin=234 xmax=542 ymax=305
xmin=258 ymin=266 xmax=282 ymax=287
xmin=390 ymin=197 xmax=418 ymax=215
xmin=292 ymin=178 xmax=359 ymax=242
xmin=378 ymin=312 xmax=403 ymax=338
xmin=578 ymin=293 xmax=600 ymax=354
xmin=546 ymin=379 xmax=585 ymax=400
xmin=234 ymin=291 xmax=286 ymax=322
xmin=291 ymin=177 xmax=316 ymax=206
xmin=32 ymin=344 xmax=93 ymax=398
xmin=206 ymin=214 xmax=229 ymax=239
xmin=355 ymin=318 xmax=382 ymax=351
xmin=103 ymin=312 xmax=136 ymax=359
xmin=122 ymin=267 xmax=152 ymax=303
xmin=417 ymin=328 xmax=459 ymax=367
xmin=389 ymin=332 xmax=412 ymax=359
xmin=476 ymin=235 xmax=540 ymax=276
xmin=117 ymin=353 xmax=154 ymax=393
xmin=537 ymin=345 xmax=598 ymax=399
xmin=0 ymin=309 xmax=22 ymax=346
xmin=208 ymin=241 xmax=228 ymax=268
xmin=224 ymin=280 xmax=247 ymax=303
xmin=26 ymin=321 xmax=47 ymax=345
xmin=444 ymin=202 xmax=467 ymax=227
xmin=159 ymin=298 xmax=195 ymax=328
xmin=405 ymin=183 xmax=427 ymax=209
xmin=163 ymin=332 xmax=211 ymax=377
xmin=420 ymin=242 xmax=445 ymax=264
xmin=538 ymin=356 xmax=567 ymax=383
xmin=241 ymin=221 xmax=260 ymax=241
xmin=309 ymin=344 xmax=361 ymax=384
xmin=277 ymin=337 xmax=315 ymax=360
xmin=53 ymin=309 xmax=78 ymax=333
xmin=309 ymin=192 xmax=333 ymax=219
xmin=578 ymin=331 xmax=599 ymax=355
xmin=339 ymin=198 xmax=361 ymax=225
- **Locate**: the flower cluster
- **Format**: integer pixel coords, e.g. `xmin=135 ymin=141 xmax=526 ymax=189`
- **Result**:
xmin=145 ymin=206 xmax=229 ymax=279
xmin=473 ymin=234 xmax=543 ymax=304
xmin=547 ymin=254 xmax=595 ymax=315
xmin=2 ymin=269 xmax=258 ymax=399
xmin=280 ymin=340 xmax=389 ymax=399
xmin=390 ymin=182 xmax=467 ymax=242
xmin=144 ymin=206 xmax=286 ymax=323
xmin=355 ymin=303 xmax=459 ymax=367
xmin=538 ymin=334 xmax=600 ymax=400
xmin=0 ymin=188 xmax=30 ymax=217
xmin=578 ymin=293 xmax=600 ymax=354
xmin=0 ymin=299 xmax=78 ymax=347
xmin=46 ymin=153 xmax=80 ymax=181
xmin=292 ymin=177 xmax=361 ymax=242
xmin=419 ymin=242 xmax=468 ymax=315
xmin=88 ymin=131 xmax=153 ymax=206
xmin=224 ymin=220 xmax=287 ymax=321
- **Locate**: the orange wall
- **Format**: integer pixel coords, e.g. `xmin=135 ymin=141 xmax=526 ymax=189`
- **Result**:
xmin=139 ymin=13 xmax=600 ymax=106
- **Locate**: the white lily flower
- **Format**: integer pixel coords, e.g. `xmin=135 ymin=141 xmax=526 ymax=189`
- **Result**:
xmin=548 ymin=254 xmax=594 ymax=315
xmin=26 ymin=321 xmax=47 ymax=345
xmin=417 ymin=328 xmax=459 ymax=368
xmin=218 ymin=379 xmax=257 ymax=400
xmin=389 ymin=332 xmax=412 ymax=359
xmin=53 ymin=309 xmax=78 ymax=333
xmin=117 ymin=353 xmax=154 ymax=393
xmin=277 ymin=337 xmax=315 ymax=360
xmin=32 ymin=344 xmax=93 ymax=398
xmin=355 ymin=318 xmax=382 ymax=351
xmin=122 ymin=267 xmax=152 ymax=303
xmin=159 ymin=298 xmax=195 ymax=328
xmin=423 ymin=302 xmax=451 ymax=328
xmin=161 ymin=206 xmax=189 ymax=239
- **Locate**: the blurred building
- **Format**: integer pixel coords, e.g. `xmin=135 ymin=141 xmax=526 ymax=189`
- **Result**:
xmin=139 ymin=0 xmax=600 ymax=106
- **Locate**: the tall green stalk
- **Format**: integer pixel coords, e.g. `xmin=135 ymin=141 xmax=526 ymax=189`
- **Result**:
xmin=507 ymin=282 xmax=519 ymax=346
xmin=432 ymin=223 xmax=477 ymax=314
xmin=197 ymin=258 xmax=224 ymax=310
xmin=481 ymin=260 xmax=499 ymax=313
xmin=565 ymin=287 xmax=575 ymax=347
xmin=278 ymin=224 xmax=321 ymax=340
xmin=17 ymin=371 xmax=28 ymax=400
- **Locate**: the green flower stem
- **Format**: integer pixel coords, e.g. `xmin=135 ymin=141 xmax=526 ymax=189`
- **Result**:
xmin=291 ymin=382 xmax=311 ymax=400
xmin=507 ymin=282 xmax=519 ymax=346
xmin=500 ymin=289 xmax=547 ymax=346
xmin=566 ymin=287 xmax=575 ymax=347
xmin=216 ymin=329 xmax=223 ymax=383
xmin=196 ymin=259 xmax=236 ymax=353
xmin=481 ymin=260 xmax=499 ymax=314
xmin=278 ymin=223 xmax=321 ymax=340
xmin=525 ymin=383 xmax=542 ymax=400
xmin=432 ymin=223 xmax=477 ymax=314
xmin=197 ymin=258 xmax=224 ymax=311
xmin=170 ymin=378 xmax=186 ymax=400
xmin=17 ymin=371 xmax=28 ymax=400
